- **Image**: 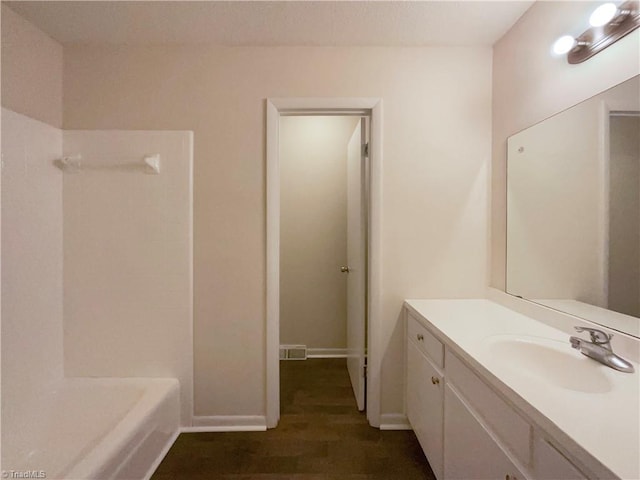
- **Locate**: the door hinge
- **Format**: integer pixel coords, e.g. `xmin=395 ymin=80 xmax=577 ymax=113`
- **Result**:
xmin=362 ymin=142 xmax=369 ymax=158
xmin=363 ymin=364 xmax=367 ymax=378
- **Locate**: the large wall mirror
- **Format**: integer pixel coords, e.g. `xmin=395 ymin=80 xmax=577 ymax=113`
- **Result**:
xmin=507 ymin=75 xmax=640 ymax=338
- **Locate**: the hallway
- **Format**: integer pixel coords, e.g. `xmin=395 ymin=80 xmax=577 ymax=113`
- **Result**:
xmin=152 ymin=359 xmax=435 ymax=479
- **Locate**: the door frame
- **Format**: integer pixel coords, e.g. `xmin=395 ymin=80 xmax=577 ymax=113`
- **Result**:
xmin=266 ymin=97 xmax=383 ymax=428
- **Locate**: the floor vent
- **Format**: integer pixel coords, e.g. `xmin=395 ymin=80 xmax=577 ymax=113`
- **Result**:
xmin=280 ymin=345 xmax=307 ymax=360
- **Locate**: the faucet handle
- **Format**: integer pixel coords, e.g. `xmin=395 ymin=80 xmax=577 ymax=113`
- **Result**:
xmin=574 ymin=326 xmax=612 ymax=344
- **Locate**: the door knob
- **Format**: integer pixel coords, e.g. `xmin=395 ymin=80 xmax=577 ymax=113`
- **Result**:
xmin=340 ymin=266 xmax=350 ymax=273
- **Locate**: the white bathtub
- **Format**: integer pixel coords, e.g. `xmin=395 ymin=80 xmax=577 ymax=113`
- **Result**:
xmin=3 ymin=378 xmax=180 ymax=480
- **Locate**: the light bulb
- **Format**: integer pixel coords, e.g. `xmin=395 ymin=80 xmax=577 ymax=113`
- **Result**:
xmin=553 ymin=35 xmax=577 ymax=55
xmin=589 ymin=3 xmax=618 ymax=27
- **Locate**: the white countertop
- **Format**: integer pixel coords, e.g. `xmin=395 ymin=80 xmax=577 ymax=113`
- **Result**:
xmin=404 ymin=299 xmax=640 ymax=480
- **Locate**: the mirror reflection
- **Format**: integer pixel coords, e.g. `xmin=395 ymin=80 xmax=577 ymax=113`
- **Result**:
xmin=507 ymin=75 xmax=640 ymax=338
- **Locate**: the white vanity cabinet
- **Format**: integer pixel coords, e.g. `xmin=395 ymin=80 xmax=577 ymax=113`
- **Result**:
xmin=533 ymin=435 xmax=587 ymax=480
xmin=443 ymin=349 xmax=531 ymax=480
xmin=406 ymin=313 xmax=444 ymax=479
xmin=405 ymin=306 xmax=593 ymax=480
xmin=444 ymin=383 xmax=527 ymax=480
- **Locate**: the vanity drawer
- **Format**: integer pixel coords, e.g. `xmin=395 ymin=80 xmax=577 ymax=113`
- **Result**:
xmin=407 ymin=312 xmax=444 ymax=368
xmin=445 ymin=350 xmax=531 ymax=465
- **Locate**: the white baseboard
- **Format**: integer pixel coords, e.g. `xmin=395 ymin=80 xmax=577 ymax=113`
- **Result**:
xmin=379 ymin=413 xmax=412 ymax=431
xmin=142 ymin=429 xmax=180 ymax=480
xmin=307 ymin=348 xmax=348 ymax=358
xmin=186 ymin=415 xmax=267 ymax=432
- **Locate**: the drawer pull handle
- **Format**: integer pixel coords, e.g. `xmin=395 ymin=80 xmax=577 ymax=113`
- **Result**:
xmin=417 ymin=334 xmax=424 ymax=341
xmin=505 ymin=475 xmax=517 ymax=480
xmin=431 ymin=376 xmax=440 ymax=385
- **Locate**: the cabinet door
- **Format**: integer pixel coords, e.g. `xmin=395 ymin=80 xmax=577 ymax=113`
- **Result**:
xmin=407 ymin=340 xmax=444 ymax=479
xmin=444 ymin=384 xmax=527 ymax=480
xmin=533 ymin=435 xmax=587 ymax=480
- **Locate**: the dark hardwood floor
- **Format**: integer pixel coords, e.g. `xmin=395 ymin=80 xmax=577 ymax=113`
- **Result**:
xmin=152 ymin=358 xmax=435 ymax=479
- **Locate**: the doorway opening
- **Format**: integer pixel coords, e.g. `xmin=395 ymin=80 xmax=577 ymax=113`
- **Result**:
xmin=266 ymin=98 xmax=383 ymax=429
xmin=278 ymin=114 xmax=369 ymax=418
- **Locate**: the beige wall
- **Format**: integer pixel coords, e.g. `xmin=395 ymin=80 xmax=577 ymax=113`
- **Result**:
xmin=491 ymin=1 xmax=640 ymax=290
xmin=62 ymin=130 xmax=193 ymax=424
xmin=1 ymin=4 xmax=63 ymax=128
xmin=280 ymin=116 xmax=358 ymax=350
xmin=1 ymin=108 xmax=63 ymax=455
xmin=64 ymin=45 xmax=491 ymax=418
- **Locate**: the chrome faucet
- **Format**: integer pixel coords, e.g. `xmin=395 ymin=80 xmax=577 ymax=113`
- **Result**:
xmin=570 ymin=326 xmax=634 ymax=373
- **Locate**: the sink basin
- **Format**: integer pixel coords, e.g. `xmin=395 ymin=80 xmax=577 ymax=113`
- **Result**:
xmin=481 ymin=335 xmax=613 ymax=394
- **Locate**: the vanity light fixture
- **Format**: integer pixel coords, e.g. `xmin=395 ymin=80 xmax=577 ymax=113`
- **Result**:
xmin=589 ymin=2 xmax=619 ymax=26
xmin=552 ymin=35 xmax=590 ymax=56
xmin=553 ymin=0 xmax=639 ymax=64
xmin=552 ymin=35 xmax=578 ymax=55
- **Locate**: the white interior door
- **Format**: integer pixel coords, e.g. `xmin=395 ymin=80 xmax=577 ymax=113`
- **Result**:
xmin=346 ymin=117 xmax=367 ymax=411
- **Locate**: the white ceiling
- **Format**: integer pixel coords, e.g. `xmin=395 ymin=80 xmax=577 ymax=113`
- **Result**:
xmin=6 ymin=1 xmax=534 ymax=47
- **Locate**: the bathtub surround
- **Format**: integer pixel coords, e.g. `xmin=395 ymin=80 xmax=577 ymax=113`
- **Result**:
xmin=1 ymin=107 xmax=63 ymax=455
xmin=0 ymin=116 xmax=192 ymax=476
xmin=1 ymin=107 xmax=193 ymax=475
xmin=63 ymin=130 xmax=194 ymax=425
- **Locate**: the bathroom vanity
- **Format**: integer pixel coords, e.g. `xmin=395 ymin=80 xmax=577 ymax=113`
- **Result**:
xmin=404 ymin=299 xmax=639 ymax=480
